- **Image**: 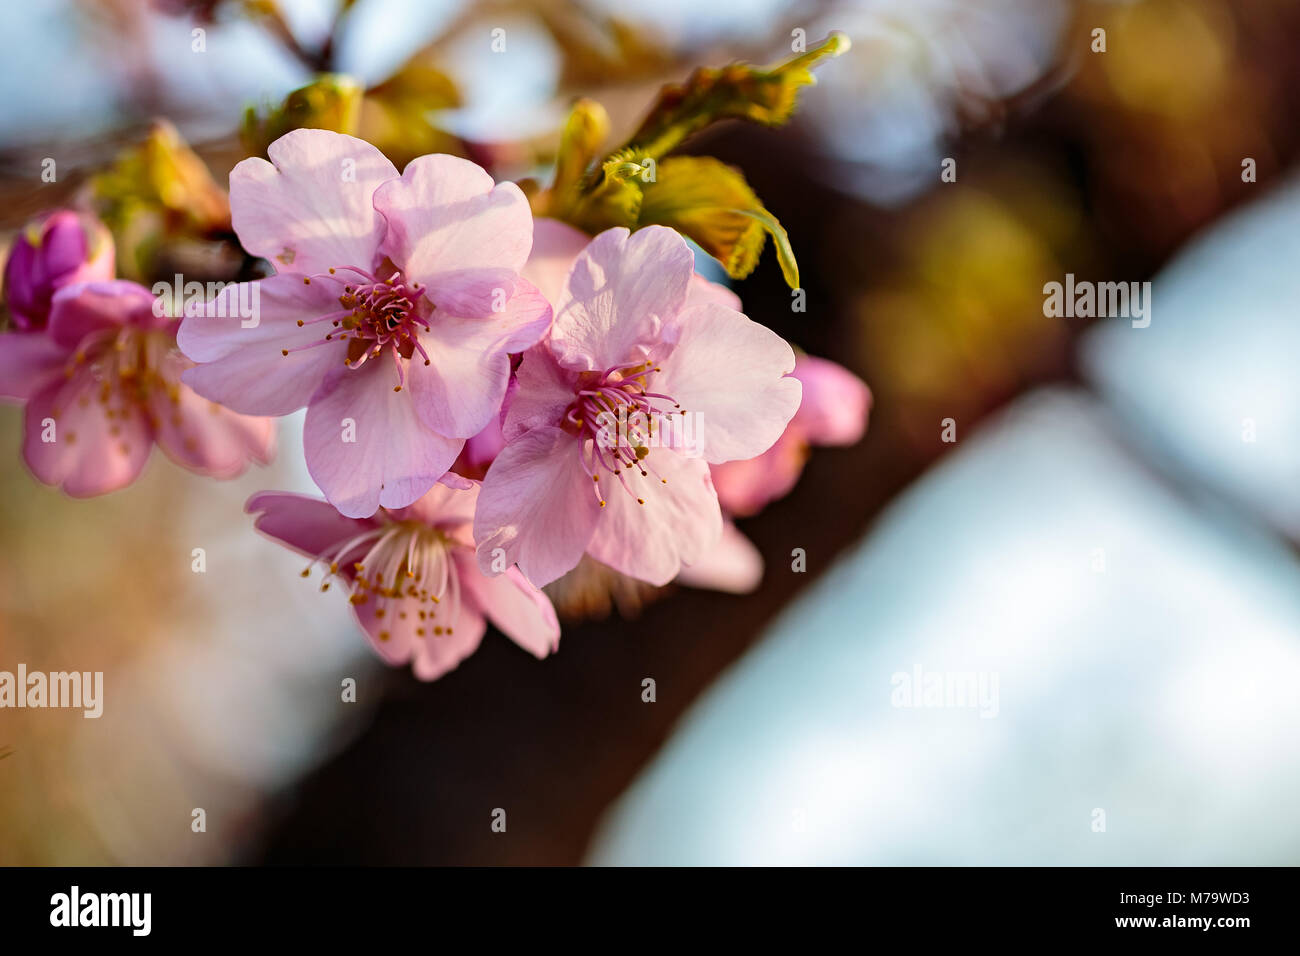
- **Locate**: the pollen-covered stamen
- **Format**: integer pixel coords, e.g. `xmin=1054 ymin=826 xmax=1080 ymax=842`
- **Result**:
xmin=564 ymin=361 xmax=681 ymax=507
xmin=300 ymin=518 xmax=462 ymax=637
xmin=285 ymin=267 xmax=431 ymax=391
xmin=52 ymin=326 xmax=187 ymax=458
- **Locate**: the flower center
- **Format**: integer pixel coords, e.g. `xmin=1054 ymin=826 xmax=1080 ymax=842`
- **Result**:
xmin=53 ymin=326 xmax=184 ymax=455
xmin=300 ymin=518 xmax=462 ymax=642
xmin=563 ymin=361 xmax=683 ymax=509
xmin=286 ymin=266 xmax=431 ymax=392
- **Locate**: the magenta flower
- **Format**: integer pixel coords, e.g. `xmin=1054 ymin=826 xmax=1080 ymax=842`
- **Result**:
xmin=3 ymin=210 xmax=115 ymax=331
xmin=711 ymin=354 xmax=871 ymax=517
xmin=474 ymin=225 xmax=802 ymax=587
xmin=247 ymin=483 xmax=560 ymax=680
xmin=1 ymin=280 xmax=273 ymax=496
xmin=177 ymin=129 xmax=552 ymax=518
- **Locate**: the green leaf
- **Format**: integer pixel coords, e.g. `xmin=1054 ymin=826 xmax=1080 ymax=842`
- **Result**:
xmin=538 ymin=34 xmax=844 ymax=287
xmin=242 ymin=74 xmax=364 ymax=158
xmin=637 ymin=156 xmax=798 ymax=285
xmin=627 ymin=32 xmax=850 ymax=159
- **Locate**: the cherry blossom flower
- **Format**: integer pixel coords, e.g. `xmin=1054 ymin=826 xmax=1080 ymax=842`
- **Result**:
xmin=247 ymin=483 xmax=559 ymax=680
xmin=474 ymin=225 xmax=801 ymax=588
xmin=3 ymin=280 xmax=273 ymax=496
xmin=711 ymin=354 xmax=872 ymax=517
xmin=3 ymin=210 xmax=115 ymax=331
xmin=177 ymin=129 xmax=552 ymax=518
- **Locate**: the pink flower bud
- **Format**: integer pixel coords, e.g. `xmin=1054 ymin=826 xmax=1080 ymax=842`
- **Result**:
xmin=4 ymin=211 xmax=115 ymax=330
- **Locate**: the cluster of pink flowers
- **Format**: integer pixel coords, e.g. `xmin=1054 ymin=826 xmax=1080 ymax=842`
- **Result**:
xmin=0 ymin=210 xmax=273 ymax=496
xmin=1 ymin=130 xmax=869 ymax=681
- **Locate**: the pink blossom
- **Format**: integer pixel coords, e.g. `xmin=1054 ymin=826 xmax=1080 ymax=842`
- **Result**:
xmin=711 ymin=354 xmax=871 ymax=517
xmin=177 ymin=129 xmax=552 ymax=519
xmin=674 ymin=520 xmax=765 ymax=593
xmin=3 ymin=210 xmax=114 ymax=331
xmin=247 ymin=483 xmax=559 ymax=680
xmin=2 ymin=280 xmax=273 ymax=496
xmin=474 ymin=225 xmax=802 ymax=588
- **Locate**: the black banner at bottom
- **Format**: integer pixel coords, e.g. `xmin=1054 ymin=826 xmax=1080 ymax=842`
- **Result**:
xmin=1 ymin=865 xmax=1289 ymax=942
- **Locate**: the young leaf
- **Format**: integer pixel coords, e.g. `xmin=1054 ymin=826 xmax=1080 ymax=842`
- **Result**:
xmin=637 ymin=156 xmax=799 ymax=286
xmin=627 ymin=31 xmax=850 ymax=159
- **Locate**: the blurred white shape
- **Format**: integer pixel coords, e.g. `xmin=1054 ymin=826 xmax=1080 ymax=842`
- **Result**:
xmin=433 ymin=16 xmax=563 ymax=142
xmin=589 ymin=389 xmax=1300 ymax=864
xmin=1083 ymin=177 xmax=1300 ymax=538
xmin=589 ymin=177 xmax=1300 ymax=864
xmin=803 ymin=0 xmax=1071 ymax=204
xmin=585 ymin=0 xmax=789 ymax=47
xmin=0 ymin=0 xmax=309 ymax=146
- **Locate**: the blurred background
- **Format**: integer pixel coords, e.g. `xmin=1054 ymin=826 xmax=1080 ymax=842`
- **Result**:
xmin=2 ymin=0 xmax=1300 ymax=865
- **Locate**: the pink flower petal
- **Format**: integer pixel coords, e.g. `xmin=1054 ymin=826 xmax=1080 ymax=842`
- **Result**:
xmin=653 ymin=302 xmax=801 ymax=463
xmin=246 ymin=491 xmax=381 ymax=559
xmin=149 ymin=353 xmax=275 ymax=478
xmin=409 ymin=605 xmax=488 ymax=681
xmin=178 ymin=274 xmax=349 ymax=416
xmin=409 ymin=281 xmax=552 ymax=439
xmin=388 ymin=481 xmax=479 ymax=534
xmin=676 ymin=520 xmax=764 ymax=593
xmin=685 ymin=274 xmax=742 ymax=311
xmin=474 ymin=426 xmax=601 ymax=587
xmin=22 ymin=368 xmax=151 ymax=496
xmin=373 ymin=154 xmax=533 ymax=297
xmin=501 ymin=344 xmax=578 ymax=441
xmin=353 ymin=589 xmax=488 ymax=679
xmin=585 ymin=448 xmax=723 ymax=586
xmin=303 ymin=364 xmax=463 ymax=518
xmin=550 ymin=226 xmax=694 ymax=371
xmin=709 ymin=433 xmax=807 ymax=517
xmin=522 ymin=217 xmax=590 ymax=306
xmin=453 ymin=550 xmax=560 ymax=659
xmin=230 ymin=129 xmax=397 ymax=275
xmin=792 ymin=354 xmax=872 ymax=446
xmin=48 ymin=280 xmax=153 ymax=349
xmin=425 ymin=268 xmax=517 ymax=318
xmin=0 ymin=331 xmax=68 ymax=401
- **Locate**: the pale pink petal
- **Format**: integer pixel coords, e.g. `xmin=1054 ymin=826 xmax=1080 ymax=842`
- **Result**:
xmin=453 ymin=550 xmax=560 ymax=659
xmin=178 ymin=274 xmax=350 ymax=415
xmin=425 ymin=268 xmax=517 ymax=318
xmin=709 ymin=432 xmax=807 ymax=517
xmin=149 ymin=354 xmax=275 ymax=478
xmin=23 ymin=368 xmax=151 ymax=496
xmin=461 ymin=412 xmax=506 ymax=471
xmin=522 ymin=218 xmax=590 ymax=306
xmin=438 ymin=471 xmax=476 ymax=491
xmin=409 ymin=605 xmax=488 ymax=681
xmin=48 ymin=280 xmax=152 ymax=349
xmin=474 ymin=426 xmax=601 ymax=587
xmin=408 ymin=282 xmax=552 ymax=439
xmin=230 ymin=129 xmax=397 ymax=275
xmin=351 ymin=578 xmax=488 ymax=679
xmin=353 ymin=593 xmax=424 ymax=668
xmin=0 ymin=332 xmax=68 ymax=401
xmin=303 ymin=364 xmax=463 ymax=518
xmin=389 ymin=481 xmax=479 ymax=532
xmin=501 ymin=344 xmax=577 ymax=441
xmin=550 ymin=226 xmax=694 ymax=371
xmin=685 ymin=274 xmax=742 ymax=311
xmin=792 ymin=354 xmax=872 ymax=446
xmin=653 ymin=302 xmax=801 ymax=463
xmin=246 ymin=491 xmax=381 ymax=560
xmin=373 ymin=154 xmax=533 ymax=294
xmin=586 ymin=448 xmax=722 ymax=586
xmin=676 ymin=520 xmax=764 ymax=593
